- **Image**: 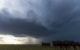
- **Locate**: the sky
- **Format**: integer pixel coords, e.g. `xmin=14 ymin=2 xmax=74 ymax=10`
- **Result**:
xmin=0 ymin=0 xmax=80 ymax=44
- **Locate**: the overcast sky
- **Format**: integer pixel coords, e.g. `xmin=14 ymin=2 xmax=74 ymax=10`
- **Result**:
xmin=0 ymin=0 xmax=80 ymax=44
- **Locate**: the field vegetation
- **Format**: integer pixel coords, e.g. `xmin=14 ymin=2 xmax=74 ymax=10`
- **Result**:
xmin=0 ymin=44 xmax=77 ymax=50
xmin=0 ymin=44 xmax=54 ymax=50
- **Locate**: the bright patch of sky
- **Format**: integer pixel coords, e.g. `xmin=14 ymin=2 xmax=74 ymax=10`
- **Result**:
xmin=0 ymin=34 xmax=41 ymax=44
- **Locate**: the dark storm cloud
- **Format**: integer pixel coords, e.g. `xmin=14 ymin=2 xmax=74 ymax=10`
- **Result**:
xmin=0 ymin=0 xmax=80 ymax=42
xmin=0 ymin=17 xmax=54 ymax=37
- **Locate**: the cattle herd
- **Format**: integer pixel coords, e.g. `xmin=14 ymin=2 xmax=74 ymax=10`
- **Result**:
xmin=41 ymin=41 xmax=80 ymax=50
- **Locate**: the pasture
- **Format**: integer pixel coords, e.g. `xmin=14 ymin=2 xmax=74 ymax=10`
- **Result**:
xmin=0 ymin=44 xmax=78 ymax=50
xmin=0 ymin=44 xmax=54 ymax=50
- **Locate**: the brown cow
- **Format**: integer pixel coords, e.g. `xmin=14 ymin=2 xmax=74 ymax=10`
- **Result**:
xmin=52 ymin=41 xmax=78 ymax=50
xmin=53 ymin=41 xmax=64 ymax=50
xmin=72 ymin=42 xmax=80 ymax=50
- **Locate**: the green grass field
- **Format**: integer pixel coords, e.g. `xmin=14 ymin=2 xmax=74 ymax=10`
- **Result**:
xmin=0 ymin=44 xmax=55 ymax=50
xmin=0 ymin=44 xmax=78 ymax=50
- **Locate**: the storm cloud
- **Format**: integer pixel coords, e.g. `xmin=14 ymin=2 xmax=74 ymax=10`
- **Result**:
xmin=0 ymin=0 xmax=80 ymax=43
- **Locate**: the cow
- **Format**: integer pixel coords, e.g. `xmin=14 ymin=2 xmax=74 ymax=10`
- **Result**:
xmin=53 ymin=41 xmax=74 ymax=46
xmin=52 ymin=41 xmax=64 ymax=50
xmin=52 ymin=41 xmax=77 ymax=50
xmin=72 ymin=42 xmax=80 ymax=50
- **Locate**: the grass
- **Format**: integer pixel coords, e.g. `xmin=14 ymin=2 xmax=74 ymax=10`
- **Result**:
xmin=0 ymin=44 xmax=55 ymax=50
xmin=0 ymin=44 xmax=78 ymax=50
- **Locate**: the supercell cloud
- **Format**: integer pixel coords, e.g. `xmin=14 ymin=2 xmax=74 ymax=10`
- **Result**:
xmin=0 ymin=0 xmax=80 ymax=43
